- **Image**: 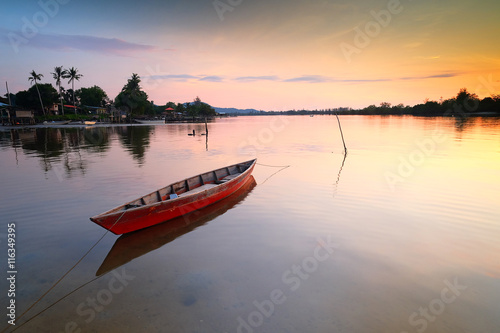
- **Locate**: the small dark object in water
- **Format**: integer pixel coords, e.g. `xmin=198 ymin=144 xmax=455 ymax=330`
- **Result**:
xmin=181 ymin=294 xmax=197 ymax=306
xmin=188 ymin=129 xmax=195 ymax=136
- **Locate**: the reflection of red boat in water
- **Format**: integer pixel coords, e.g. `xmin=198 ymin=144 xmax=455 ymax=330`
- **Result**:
xmin=96 ymin=176 xmax=257 ymax=276
xmin=90 ymin=159 xmax=256 ymax=234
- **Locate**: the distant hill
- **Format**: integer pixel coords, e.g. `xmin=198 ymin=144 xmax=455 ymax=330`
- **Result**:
xmin=214 ymin=107 xmax=263 ymax=114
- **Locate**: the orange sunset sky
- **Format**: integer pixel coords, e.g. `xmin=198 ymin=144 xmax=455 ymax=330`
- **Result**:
xmin=1 ymin=0 xmax=500 ymax=110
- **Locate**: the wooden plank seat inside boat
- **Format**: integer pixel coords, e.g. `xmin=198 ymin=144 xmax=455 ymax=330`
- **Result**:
xmin=178 ymin=183 xmax=218 ymax=197
xmin=215 ymin=173 xmax=241 ymax=184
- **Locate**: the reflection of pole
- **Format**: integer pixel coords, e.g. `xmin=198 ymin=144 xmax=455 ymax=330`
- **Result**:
xmin=333 ymin=153 xmax=347 ymax=199
xmin=335 ymin=112 xmax=347 ymax=155
xmin=44 ymin=128 xmax=49 ymax=172
xmin=10 ymin=130 xmax=19 ymax=165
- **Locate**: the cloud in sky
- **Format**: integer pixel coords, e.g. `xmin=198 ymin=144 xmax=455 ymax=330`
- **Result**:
xmin=282 ymin=75 xmax=457 ymax=84
xmin=400 ymin=73 xmax=460 ymax=80
xmin=2 ymin=0 xmax=498 ymax=109
xmin=145 ymin=73 xmax=458 ymax=84
xmin=3 ymin=31 xmax=169 ymax=56
xmin=284 ymin=75 xmax=334 ymax=83
xmin=149 ymin=74 xmax=199 ymax=81
xmin=199 ymin=76 xmax=224 ymax=82
xmin=147 ymin=74 xmax=224 ymax=82
xmin=235 ymin=76 xmax=281 ymax=82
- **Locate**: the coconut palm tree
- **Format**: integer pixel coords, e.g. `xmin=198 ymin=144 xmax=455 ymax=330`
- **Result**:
xmin=52 ymin=66 xmax=68 ymax=115
xmin=28 ymin=70 xmax=45 ymax=115
xmin=64 ymin=67 xmax=83 ymax=114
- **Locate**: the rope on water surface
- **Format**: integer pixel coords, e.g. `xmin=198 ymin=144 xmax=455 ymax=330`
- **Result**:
xmin=256 ymin=162 xmax=291 ymax=186
xmin=256 ymin=162 xmax=291 ymax=168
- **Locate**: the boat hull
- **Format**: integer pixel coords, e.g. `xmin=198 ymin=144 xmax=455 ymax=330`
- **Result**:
xmin=90 ymin=159 xmax=256 ymax=234
xmin=96 ymin=176 xmax=257 ymax=275
xmin=42 ymin=120 xmax=71 ymax=125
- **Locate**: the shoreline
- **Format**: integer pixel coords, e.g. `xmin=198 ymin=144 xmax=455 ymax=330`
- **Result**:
xmin=1 ymin=113 xmax=499 ymax=132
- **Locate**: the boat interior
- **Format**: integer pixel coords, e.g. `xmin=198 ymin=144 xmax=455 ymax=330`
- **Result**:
xmin=123 ymin=161 xmax=253 ymax=210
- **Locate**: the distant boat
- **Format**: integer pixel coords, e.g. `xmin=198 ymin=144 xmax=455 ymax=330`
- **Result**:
xmin=42 ymin=120 xmax=71 ymax=125
xmin=134 ymin=119 xmax=165 ymax=124
xmin=96 ymin=175 xmax=257 ymax=275
xmin=82 ymin=120 xmax=96 ymax=125
xmin=90 ymin=159 xmax=257 ymax=234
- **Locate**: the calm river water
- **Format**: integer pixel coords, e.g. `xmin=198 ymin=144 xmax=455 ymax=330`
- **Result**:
xmin=0 ymin=115 xmax=499 ymax=333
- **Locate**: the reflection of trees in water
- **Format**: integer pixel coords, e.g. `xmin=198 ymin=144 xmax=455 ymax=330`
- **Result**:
xmin=82 ymin=127 xmax=110 ymax=153
xmin=0 ymin=125 xmax=154 ymax=175
xmin=453 ymin=116 xmax=475 ymax=132
xmin=116 ymin=126 xmax=152 ymax=166
xmin=1 ymin=127 xmax=112 ymax=177
xmin=450 ymin=116 xmax=476 ymax=144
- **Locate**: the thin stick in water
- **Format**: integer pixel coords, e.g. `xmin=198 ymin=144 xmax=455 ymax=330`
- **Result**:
xmin=335 ymin=112 xmax=347 ymax=154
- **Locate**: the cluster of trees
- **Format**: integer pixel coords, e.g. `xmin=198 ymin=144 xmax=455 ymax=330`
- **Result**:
xmin=263 ymin=89 xmax=500 ymax=116
xmin=347 ymin=89 xmax=500 ymax=116
xmin=6 ymin=70 xmax=215 ymax=119
xmin=115 ymin=73 xmax=153 ymax=116
xmin=113 ymin=74 xmax=215 ymax=118
xmin=26 ymin=67 xmax=86 ymax=115
xmin=152 ymin=97 xmax=216 ymax=119
xmin=8 ymin=66 xmax=109 ymax=116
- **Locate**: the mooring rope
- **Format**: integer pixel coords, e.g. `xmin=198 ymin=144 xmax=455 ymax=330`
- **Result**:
xmin=256 ymin=162 xmax=291 ymax=186
xmin=6 ymin=275 xmax=106 ymax=332
xmin=2 ymin=210 xmax=128 ymax=333
xmin=256 ymin=162 xmax=290 ymax=168
xmin=5 ymin=162 xmax=292 ymax=332
xmin=4 ymin=114 xmax=349 ymax=332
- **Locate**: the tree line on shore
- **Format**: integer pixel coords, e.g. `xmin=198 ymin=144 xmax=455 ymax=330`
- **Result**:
xmin=2 ymin=69 xmax=215 ymax=120
xmin=4 ymin=69 xmax=499 ymax=119
xmin=262 ymin=89 xmax=500 ymax=117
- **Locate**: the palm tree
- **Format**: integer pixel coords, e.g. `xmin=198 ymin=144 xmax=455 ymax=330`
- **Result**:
xmin=64 ymin=67 xmax=83 ymax=114
xmin=52 ymin=66 xmax=68 ymax=115
xmin=28 ymin=70 xmax=45 ymax=115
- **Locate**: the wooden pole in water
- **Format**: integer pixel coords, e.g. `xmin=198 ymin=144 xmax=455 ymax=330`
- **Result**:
xmin=6 ymin=81 xmax=11 ymax=106
xmin=5 ymin=81 xmax=12 ymax=125
xmin=335 ymin=112 xmax=347 ymax=155
xmin=204 ymin=117 xmax=208 ymax=135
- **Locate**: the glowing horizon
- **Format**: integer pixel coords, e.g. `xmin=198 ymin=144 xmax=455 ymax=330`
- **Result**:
xmin=1 ymin=0 xmax=499 ymax=110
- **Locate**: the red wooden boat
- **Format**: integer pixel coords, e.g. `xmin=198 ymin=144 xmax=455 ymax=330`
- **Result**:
xmin=90 ymin=159 xmax=257 ymax=234
xmin=96 ymin=176 xmax=257 ymax=275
